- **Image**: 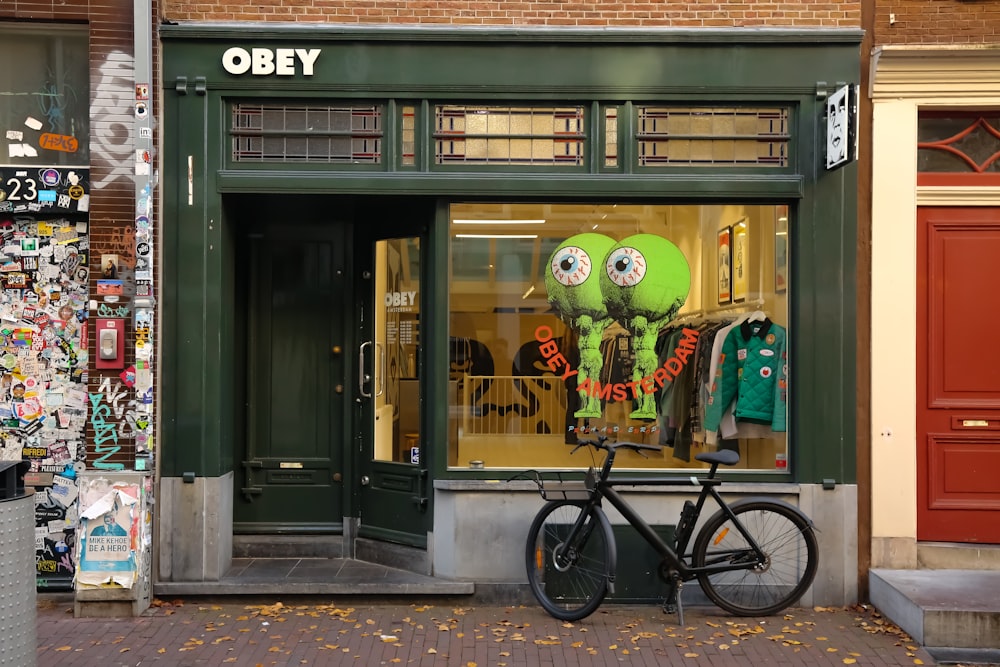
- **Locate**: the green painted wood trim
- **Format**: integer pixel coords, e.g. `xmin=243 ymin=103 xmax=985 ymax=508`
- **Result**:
xmin=160 ymin=24 xmax=864 ymax=45
xmin=215 ymin=172 xmax=805 ymax=199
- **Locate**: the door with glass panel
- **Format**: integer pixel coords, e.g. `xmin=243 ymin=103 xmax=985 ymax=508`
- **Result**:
xmin=356 ymin=203 xmax=429 ymax=547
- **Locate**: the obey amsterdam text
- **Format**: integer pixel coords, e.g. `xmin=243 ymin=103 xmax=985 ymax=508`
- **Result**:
xmin=535 ymin=326 xmax=700 ymax=401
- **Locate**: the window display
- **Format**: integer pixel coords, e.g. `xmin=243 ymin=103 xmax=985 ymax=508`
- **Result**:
xmin=448 ymin=203 xmax=790 ymax=471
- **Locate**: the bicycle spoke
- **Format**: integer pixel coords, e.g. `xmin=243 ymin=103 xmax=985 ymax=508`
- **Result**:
xmin=695 ymin=502 xmax=818 ymax=616
xmin=525 ymin=500 xmax=612 ymax=621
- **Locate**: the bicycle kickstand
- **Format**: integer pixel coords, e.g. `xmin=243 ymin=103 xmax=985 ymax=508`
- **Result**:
xmin=662 ymin=573 xmax=685 ymax=626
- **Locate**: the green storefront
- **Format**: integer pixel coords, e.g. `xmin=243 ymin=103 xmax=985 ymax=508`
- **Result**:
xmin=158 ymin=24 xmax=860 ymax=605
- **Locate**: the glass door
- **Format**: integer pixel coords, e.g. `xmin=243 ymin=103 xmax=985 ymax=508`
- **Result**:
xmin=356 ymin=204 xmax=429 ymax=546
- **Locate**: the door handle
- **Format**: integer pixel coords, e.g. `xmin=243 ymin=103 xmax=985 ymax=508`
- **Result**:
xmin=375 ymin=342 xmax=385 ymax=397
xmin=359 ymin=341 xmax=372 ymax=398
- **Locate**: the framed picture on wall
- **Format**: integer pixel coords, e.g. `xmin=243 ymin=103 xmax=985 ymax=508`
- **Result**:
xmin=775 ymin=209 xmax=788 ymax=294
xmin=732 ymin=218 xmax=748 ymax=303
xmin=717 ymin=226 xmax=732 ymax=305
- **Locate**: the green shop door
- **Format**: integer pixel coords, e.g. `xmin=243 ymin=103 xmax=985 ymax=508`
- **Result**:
xmin=236 ymin=218 xmax=348 ymax=532
xmin=356 ymin=202 xmax=430 ymax=547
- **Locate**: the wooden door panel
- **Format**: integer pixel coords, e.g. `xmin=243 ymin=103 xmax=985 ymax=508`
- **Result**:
xmin=236 ymin=223 xmax=346 ymax=531
xmin=928 ymin=436 xmax=1000 ymax=508
xmin=925 ymin=220 xmax=1000 ymax=407
xmin=917 ymin=207 xmax=1000 ymax=544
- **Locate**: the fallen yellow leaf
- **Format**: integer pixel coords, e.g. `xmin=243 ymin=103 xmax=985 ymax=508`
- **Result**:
xmin=914 ymin=661 xmax=924 ymax=665
xmin=684 ymin=652 xmax=699 ymax=658
xmin=843 ymin=660 xmax=856 ymax=665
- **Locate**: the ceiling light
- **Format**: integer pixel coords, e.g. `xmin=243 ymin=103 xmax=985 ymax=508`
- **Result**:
xmin=455 ymin=233 xmax=539 ymax=239
xmin=452 ymin=219 xmax=546 ymax=225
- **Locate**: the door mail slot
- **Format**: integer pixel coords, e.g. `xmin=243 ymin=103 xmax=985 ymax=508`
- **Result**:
xmin=952 ymin=417 xmax=999 ymax=430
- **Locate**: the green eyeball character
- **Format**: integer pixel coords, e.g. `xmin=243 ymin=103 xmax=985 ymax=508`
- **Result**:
xmin=600 ymin=233 xmax=691 ymax=419
xmin=545 ymin=233 xmax=618 ymax=418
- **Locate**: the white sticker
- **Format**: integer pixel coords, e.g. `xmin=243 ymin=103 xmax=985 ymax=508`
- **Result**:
xmin=760 ymin=349 xmax=775 ymax=356
xmin=24 ymin=117 xmax=43 ymax=130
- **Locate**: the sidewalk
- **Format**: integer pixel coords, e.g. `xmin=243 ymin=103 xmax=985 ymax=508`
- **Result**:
xmin=36 ymin=594 xmax=943 ymax=667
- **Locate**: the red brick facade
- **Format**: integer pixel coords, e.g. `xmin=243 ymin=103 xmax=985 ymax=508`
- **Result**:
xmin=163 ymin=1 xmax=861 ymax=28
xmin=874 ymin=0 xmax=1000 ymax=45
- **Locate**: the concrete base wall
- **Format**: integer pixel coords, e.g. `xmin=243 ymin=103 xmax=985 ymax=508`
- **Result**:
xmin=872 ymin=536 xmax=918 ymax=569
xmin=158 ymin=472 xmax=233 ymax=582
xmin=433 ymin=480 xmax=859 ymax=607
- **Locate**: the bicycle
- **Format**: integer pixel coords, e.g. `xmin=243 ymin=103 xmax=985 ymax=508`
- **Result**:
xmin=520 ymin=436 xmax=818 ymax=624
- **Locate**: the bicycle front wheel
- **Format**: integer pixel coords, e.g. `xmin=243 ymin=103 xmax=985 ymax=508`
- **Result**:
xmin=692 ymin=500 xmax=818 ymax=616
xmin=525 ymin=500 xmax=614 ymax=621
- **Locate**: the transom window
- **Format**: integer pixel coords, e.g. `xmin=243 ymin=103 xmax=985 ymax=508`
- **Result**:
xmin=636 ymin=107 xmax=790 ymax=167
xmin=918 ymin=112 xmax=1000 ymax=174
xmin=434 ymin=105 xmax=586 ymax=166
xmin=231 ymin=103 xmax=382 ymax=163
xmin=226 ymin=101 xmax=794 ymax=170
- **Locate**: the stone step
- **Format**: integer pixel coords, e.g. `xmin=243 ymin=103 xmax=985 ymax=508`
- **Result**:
xmin=870 ymin=568 xmax=1000 ymax=664
xmin=917 ymin=541 xmax=1000 ymax=570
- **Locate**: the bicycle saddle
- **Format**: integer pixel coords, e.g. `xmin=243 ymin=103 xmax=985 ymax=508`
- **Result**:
xmin=695 ymin=449 xmax=740 ymax=466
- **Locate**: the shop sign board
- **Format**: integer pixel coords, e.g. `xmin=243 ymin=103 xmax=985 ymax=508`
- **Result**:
xmin=826 ymin=83 xmax=859 ymax=171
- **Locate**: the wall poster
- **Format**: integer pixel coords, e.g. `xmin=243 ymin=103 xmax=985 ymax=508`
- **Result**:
xmin=717 ymin=226 xmax=732 ymax=305
xmin=732 ymin=218 xmax=748 ymax=303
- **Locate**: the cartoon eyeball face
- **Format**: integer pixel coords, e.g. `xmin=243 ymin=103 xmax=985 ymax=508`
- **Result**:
xmin=549 ymin=246 xmax=594 ymax=286
xmin=605 ymin=246 xmax=647 ymax=287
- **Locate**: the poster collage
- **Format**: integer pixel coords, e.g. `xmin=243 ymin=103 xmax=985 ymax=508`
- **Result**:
xmin=0 ymin=166 xmax=151 ymax=589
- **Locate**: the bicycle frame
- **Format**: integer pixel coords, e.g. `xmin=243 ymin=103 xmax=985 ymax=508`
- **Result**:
xmin=580 ymin=449 xmax=769 ymax=582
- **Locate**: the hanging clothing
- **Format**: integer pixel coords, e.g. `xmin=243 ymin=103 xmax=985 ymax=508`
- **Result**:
xmin=704 ymin=318 xmax=787 ymax=438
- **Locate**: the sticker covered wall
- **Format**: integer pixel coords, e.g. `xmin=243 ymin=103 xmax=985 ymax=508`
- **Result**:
xmin=0 ymin=166 xmax=90 ymax=588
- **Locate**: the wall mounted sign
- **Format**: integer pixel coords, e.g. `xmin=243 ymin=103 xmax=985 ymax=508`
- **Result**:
xmin=825 ymin=83 xmax=859 ymax=171
xmin=221 ymin=47 xmax=321 ymax=76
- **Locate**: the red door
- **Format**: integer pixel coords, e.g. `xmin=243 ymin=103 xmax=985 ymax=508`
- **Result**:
xmin=917 ymin=207 xmax=1000 ymax=543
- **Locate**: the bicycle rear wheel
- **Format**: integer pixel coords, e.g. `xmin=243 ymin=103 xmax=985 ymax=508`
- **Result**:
xmin=692 ymin=500 xmax=818 ymax=616
xmin=525 ymin=500 xmax=614 ymax=621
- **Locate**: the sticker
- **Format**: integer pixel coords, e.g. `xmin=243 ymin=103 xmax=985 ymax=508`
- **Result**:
xmin=24 ymin=117 xmax=43 ymax=131
xmin=765 ymin=333 xmax=776 ymax=345
xmin=39 ymin=169 xmax=60 ymax=186
xmin=760 ymin=349 xmax=775 ymax=356
xmin=96 ymin=280 xmax=123 ymax=296
xmin=100 ymin=254 xmax=119 ymax=279
xmin=135 ymin=84 xmax=149 ymax=100
xmin=39 ymin=133 xmax=79 ymax=153
xmin=760 ymin=367 xmax=773 ymax=378
xmin=737 ymin=349 xmax=747 ymax=361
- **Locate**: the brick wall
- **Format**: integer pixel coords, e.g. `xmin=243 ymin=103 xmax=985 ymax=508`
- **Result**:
xmin=874 ymin=0 xmax=1000 ymax=45
xmin=163 ymin=0 xmax=861 ymax=28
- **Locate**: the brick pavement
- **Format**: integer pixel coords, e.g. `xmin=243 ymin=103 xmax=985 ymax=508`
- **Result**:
xmin=36 ymin=594 xmax=942 ymax=667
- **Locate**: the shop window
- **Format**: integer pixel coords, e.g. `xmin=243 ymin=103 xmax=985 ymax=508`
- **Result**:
xmin=434 ymin=105 xmax=586 ymax=166
xmin=636 ymin=107 xmax=789 ymax=167
xmin=918 ymin=112 xmax=1000 ymax=183
xmin=0 ymin=25 xmax=89 ymax=167
xmin=230 ymin=103 xmax=382 ymax=163
xmin=447 ymin=203 xmax=791 ymax=472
